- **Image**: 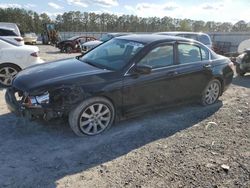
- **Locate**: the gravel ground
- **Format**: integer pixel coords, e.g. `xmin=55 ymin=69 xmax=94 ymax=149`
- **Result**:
xmin=0 ymin=45 xmax=249 ymax=188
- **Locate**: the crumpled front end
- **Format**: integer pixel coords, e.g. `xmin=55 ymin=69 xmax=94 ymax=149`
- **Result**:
xmin=5 ymin=87 xmax=64 ymax=120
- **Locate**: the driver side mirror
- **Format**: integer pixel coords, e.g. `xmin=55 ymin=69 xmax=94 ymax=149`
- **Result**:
xmin=134 ymin=64 xmax=152 ymax=74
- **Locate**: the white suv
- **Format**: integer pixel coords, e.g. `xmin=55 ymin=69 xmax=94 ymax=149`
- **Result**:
xmin=0 ymin=27 xmax=24 ymax=45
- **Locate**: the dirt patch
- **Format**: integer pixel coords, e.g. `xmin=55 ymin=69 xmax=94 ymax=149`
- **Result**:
xmin=38 ymin=44 xmax=81 ymax=62
xmin=0 ymin=45 xmax=249 ymax=187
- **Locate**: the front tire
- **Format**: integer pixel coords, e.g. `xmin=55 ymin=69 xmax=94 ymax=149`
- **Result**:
xmin=201 ymin=79 xmax=221 ymax=106
xmin=69 ymin=97 xmax=115 ymax=136
xmin=65 ymin=46 xmax=73 ymax=53
xmin=0 ymin=64 xmax=21 ymax=87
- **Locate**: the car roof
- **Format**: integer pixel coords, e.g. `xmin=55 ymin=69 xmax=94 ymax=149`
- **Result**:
xmin=116 ymin=34 xmax=195 ymax=44
xmin=0 ymin=27 xmax=15 ymax=31
xmin=155 ymin=31 xmax=209 ymax=36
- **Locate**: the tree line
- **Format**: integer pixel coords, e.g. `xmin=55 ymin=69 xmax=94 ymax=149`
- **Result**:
xmin=0 ymin=8 xmax=249 ymax=34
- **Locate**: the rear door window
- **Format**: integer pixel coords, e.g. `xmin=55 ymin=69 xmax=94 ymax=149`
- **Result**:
xmin=138 ymin=44 xmax=174 ymax=69
xmin=178 ymin=44 xmax=201 ymax=64
xmin=178 ymin=43 xmax=210 ymax=64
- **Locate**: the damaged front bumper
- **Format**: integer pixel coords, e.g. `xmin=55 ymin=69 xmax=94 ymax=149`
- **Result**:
xmin=5 ymin=88 xmax=64 ymax=120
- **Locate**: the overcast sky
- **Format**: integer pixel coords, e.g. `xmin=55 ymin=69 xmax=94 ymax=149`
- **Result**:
xmin=0 ymin=0 xmax=249 ymax=23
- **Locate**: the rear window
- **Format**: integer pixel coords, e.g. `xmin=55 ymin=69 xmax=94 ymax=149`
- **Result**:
xmin=0 ymin=28 xmax=18 ymax=36
xmin=198 ymin=34 xmax=211 ymax=45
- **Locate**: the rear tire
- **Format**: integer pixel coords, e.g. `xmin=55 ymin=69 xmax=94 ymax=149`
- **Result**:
xmin=0 ymin=64 xmax=21 ymax=87
xmin=201 ymin=79 xmax=221 ymax=106
xmin=69 ymin=97 xmax=115 ymax=136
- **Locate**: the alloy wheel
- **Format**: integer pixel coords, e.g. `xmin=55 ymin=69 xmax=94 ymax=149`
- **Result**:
xmin=204 ymin=81 xmax=220 ymax=104
xmin=66 ymin=46 xmax=72 ymax=53
xmin=0 ymin=67 xmax=18 ymax=86
xmin=79 ymin=103 xmax=112 ymax=135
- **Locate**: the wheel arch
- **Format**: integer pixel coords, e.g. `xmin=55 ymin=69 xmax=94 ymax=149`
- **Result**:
xmin=86 ymin=94 xmax=120 ymax=121
xmin=212 ymin=76 xmax=224 ymax=95
xmin=0 ymin=62 xmax=22 ymax=71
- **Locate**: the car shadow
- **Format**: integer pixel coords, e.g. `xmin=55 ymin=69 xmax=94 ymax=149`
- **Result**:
xmin=232 ymin=74 xmax=250 ymax=88
xmin=45 ymin=51 xmax=61 ymax=54
xmin=0 ymin=102 xmax=222 ymax=187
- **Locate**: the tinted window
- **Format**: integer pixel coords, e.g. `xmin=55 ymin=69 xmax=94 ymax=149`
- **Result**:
xmin=0 ymin=29 xmax=18 ymax=36
xmin=198 ymin=34 xmax=211 ymax=45
xmin=138 ymin=45 xmax=174 ymax=69
xmin=178 ymin=44 xmax=202 ymax=64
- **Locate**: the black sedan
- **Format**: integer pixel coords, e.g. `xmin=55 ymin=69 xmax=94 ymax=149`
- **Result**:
xmin=5 ymin=35 xmax=234 ymax=136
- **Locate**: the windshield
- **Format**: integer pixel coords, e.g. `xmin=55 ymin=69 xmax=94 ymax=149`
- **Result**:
xmin=80 ymin=39 xmax=145 ymax=70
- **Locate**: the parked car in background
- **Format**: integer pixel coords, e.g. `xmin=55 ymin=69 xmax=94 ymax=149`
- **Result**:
xmin=0 ymin=27 xmax=24 ymax=45
xmin=81 ymin=33 xmax=130 ymax=53
xmin=5 ymin=34 xmax=233 ymax=136
xmin=57 ymin=36 xmax=96 ymax=53
xmin=0 ymin=37 xmax=43 ymax=87
xmin=232 ymin=49 xmax=250 ymax=76
xmin=155 ymin=32 xmax=213 ymax=49
xmin=23 ymin=33 xmax=38 ymax=44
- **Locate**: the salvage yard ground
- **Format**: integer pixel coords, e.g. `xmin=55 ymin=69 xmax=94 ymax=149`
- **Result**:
xmin=0 ymin=45 xmax=249 ymax=187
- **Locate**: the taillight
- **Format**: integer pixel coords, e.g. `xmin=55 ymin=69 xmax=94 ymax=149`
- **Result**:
xmin=30 ymin=52 xmax=38 ymax=57
xmin=15 ymin=38 xmax=23 ymax=42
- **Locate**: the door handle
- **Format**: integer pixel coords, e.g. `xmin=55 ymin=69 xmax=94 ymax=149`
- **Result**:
xmin=203 ymin=64 xmax=212 ymax=69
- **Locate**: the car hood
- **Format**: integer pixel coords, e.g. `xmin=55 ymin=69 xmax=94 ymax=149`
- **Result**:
xmin=82 ymin=40 xmax=102 ymax=47
xmin=12 ymin=58 xmax=111 ymax=93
